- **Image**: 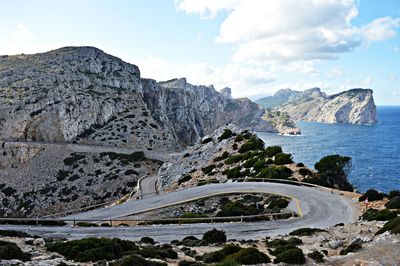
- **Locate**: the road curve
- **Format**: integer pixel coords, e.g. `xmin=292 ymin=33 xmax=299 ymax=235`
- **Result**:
xmin=1 ymin=183 xmax=359 ymax=242
xmin=138 ymin=175 xmax=158 ymax=199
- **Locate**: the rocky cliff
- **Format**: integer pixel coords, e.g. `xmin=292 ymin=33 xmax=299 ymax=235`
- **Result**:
xmin=256 ymin=88 xmax=378 ymax=125
xmin=0 ymin=46 xmax=299 ymax=216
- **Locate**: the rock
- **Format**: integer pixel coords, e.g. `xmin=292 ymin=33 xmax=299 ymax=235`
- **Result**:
xmin=329 ymin=240 xmax=344 ymax=249
xmin=256 ymin=88 xmax=378 ymax=125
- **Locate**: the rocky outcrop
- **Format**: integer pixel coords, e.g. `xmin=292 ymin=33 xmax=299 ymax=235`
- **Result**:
xmin=142 ymin=78 xmax=289 ymax=147
xmin=0 ymin=46 xmax=298 ymax=152
xmin=256 ymin=88 xmax=378 ymax=125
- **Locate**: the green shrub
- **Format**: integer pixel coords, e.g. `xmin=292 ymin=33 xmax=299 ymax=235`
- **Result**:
xmin=140 ymin=237 xmax=155 ymax=245
xmin=361 ymin=208 xmax=397 ymax=221
xmin=385 ymin=196 xmax=400 ymax=209
xmin=178 ymin=175 xmax=192 ymax=185
xmin=202 ymin=164 xmax=216 ymax=175
xmin=314 ymin=155 xmax=354 ymax=191
xmin=389 ymin=190 xmax=400 ymax=199
xmin=376 ymin=216 xmax=400 ymax=235
xmin=238 ymin=136 xmax=264 ymax=153
xmin=224 ymin=155 xmax=243 ymax=164
xmin=217 ymin=201 xmax=261 ymax=217
xmin=234 ymin=134 xmax=244 ymax=142
xmin=228 ymin=248 xmax=271 ymax=264
xmin=340 ymin=241 xmax=362 ymax=255
xmin=214 ymin=151 xmax=230 ymax=162
xmin=308 ymin=250 xmax=324 ymax=262
xmin=253 ymin=159 xmax=267 ymax=171
xmin=202 ymin=229 xmax=227 ymax=244
xmin=197 ymin=179 xmax=219 ymax=186
xmin=0 ymin=240 xmax=31 ymax=261
xmin=215 ymin=258 xmax=241 ymax=266
xmin=232 ymin=143 xmax=238 ymax=150
xmin=202 ymin=250 xmax=226 ymax=263
xmin=76 ymin=222 xmax=99 ymax=227
xmin=137 ymin=246 xmax=178 ymax=259
xmin=289 ymin=228 xmax=326 ymax=236
xmin=0 ymin=230 xmax=34 ymax=238
xmin=274 ymin=248 xmax=306 ymax=264
xmin=266 ymin=238 xmax=302 ymax=248
xmin=267 ymin=197 xmax=289 ymax=209
xmin=243 ymin=157 xmax=258 ymax=168
xmin=359 ymin=189 xmax=384 ymax=202
xmin=113 ymin=255 xmax=167 ymax=266
xmin=46 ymin=238 xmax=138 ymax=262
xmin=299 ymin=168 xmax=312 ymax=177
xmin=218 ymin=129 xmax=233 ymax=141
xmin=257 ymin=165 xmax=292 ymax=179
xmin=265 ymin=146 xmax=283 ymax=157
xmin=222 ymin=167 xmax=242 ymax=179
xmin=274 ymin=153 xmax=293 ymax=165
xmin=178 ymin=260 xmax=205 ymax=266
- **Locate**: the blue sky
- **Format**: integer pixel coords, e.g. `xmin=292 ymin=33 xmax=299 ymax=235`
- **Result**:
xmin=1 ymin=0 xmax=399 ymax=105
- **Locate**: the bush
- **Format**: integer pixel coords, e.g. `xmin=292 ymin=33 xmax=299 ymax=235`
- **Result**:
xmin=214 ymin=151 xmax=230 ymax=162
xmin=46 ymin=237 xmax=138 ymax=262
xmin=140 ymin=237 xmax=155 ymax=245
xmin=202 ymin=164 xmax=216 ymax=175
xmin=308 ymin=250 xmax=324 ymax=262
xmin=389 ymin=190 xmax=400 ymax=199
xmin=0 ymin=230 xmax=34 ymax=238
xmin=289 ymin=228 xmax=326 ymax=236
xmin=178 ymin=175 xmax=192 ymax=185
xmin=238 ymin=136 xmax=264 ymax=153
xmin=76 ymin=222 xmax=99 ymax=227
xmin=224 ymin=155 xmax=243 ymax=164
xmin=243 ymin=157 xmax=258 ymax=168
xmin=218 ymin=129 xmax=233 ymax=141
xmin=137 ymin=246 xmax=178 ymax=259
xmin=202 ymin=229 xmax=227 ymax=244
xmin=376 ymin=216 xmax=400 ymax=235
xmin=0 ymin=240 xmax=31 ymax=261
xmin=340 ymin=241 xmax=362 ymax=255
xmin=267 ymin=197 xmax=289 ymax=210
xmin=113 ymin=255 xmax=167 ymax=266
xmin=359 ymin=189 xmax=384 ymax=202
xmin=274 ymin=248 xmax=306 ymax=264
xmin=217 ymin=201 xmax=261 ymax=217
xmin=361 ymin=208 xmax=397 ymax=221
xmin=253 ymin=159 xmax=267 ymax=171
xmin=266 ymin=238 xmax=302 ymax=248
xmin=265 ymin=146 xmax=282 ymax=157
xmin=223 ymin=167 xmax=242 ymax=179
xmin=179 ymin=261 xmax=205 ymax=266
xmin=299 ymin=168 xmax=312 ymax=177
xmin=314 ymin=155 xmax=354 ymax=191
xmin=229 ymin=248 xmax=271 ymax=264
xmin=257 ymin=165 xmax=292 ymax=179
xmin=385 ymin=196 xmax=400 ymax=209
xmin=274 ymin=153 xmax=293 ymax=165
xmin=234 ymin=134 xmax=244 ymax=142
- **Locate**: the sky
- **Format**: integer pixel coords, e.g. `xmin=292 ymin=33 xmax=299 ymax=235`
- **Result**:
xmin=1 ymin=0 xmax=400 ymax=105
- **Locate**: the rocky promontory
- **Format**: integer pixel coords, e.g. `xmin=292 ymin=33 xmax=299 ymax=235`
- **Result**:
xmin=256 ymin=88 xmax=378 ymax=125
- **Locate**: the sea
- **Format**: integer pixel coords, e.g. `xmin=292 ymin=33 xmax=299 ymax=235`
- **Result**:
xmin=257 ymin=106 xmax=400 ymax=193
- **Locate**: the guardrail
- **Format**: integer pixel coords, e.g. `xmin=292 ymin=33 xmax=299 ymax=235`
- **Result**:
xmin=0 ymin=211 xmax=297 ymax=227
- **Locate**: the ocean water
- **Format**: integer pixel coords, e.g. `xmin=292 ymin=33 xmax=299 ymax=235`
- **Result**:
xmin=257 ymin=106 xmax=400 ymax=193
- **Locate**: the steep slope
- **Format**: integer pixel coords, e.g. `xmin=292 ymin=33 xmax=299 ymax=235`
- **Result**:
xmin=256 ymin=88 xmax=377 ymax=124
xmin=0 ymin=46 xmax=299 ymax=216
xmin=142 ymin=78 xmax=289 ymax=146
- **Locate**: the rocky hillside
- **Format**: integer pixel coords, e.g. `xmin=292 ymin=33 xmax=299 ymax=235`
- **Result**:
xmin=256 ymin=88 xmax=378 ymax=124
xmin=0 ymin=46 xmax=299 ymax=216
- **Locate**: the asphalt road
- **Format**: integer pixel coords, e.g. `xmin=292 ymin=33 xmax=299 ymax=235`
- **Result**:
xmin=138 ymin=175 xmax=158 ymax=199
xmin=1 ymin=183 xmax=359 ymax=242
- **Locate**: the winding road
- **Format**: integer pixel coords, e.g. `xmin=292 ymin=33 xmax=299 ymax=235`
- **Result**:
xmin=1 ymin=182 xmax=359 ymax=242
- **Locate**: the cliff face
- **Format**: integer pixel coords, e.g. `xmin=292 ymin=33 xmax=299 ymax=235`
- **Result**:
xmin=141 ymin=78 xmax=283 ymax=147
xmin=0 ymin=46 xmax=298 ymax=152
xmin=256 ymin=88 xmax=378 ymax=124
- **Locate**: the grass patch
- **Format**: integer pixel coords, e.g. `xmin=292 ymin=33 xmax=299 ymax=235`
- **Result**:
xmin=361 ymin=208 xmax=397 ymax=221
xmin=375 ymin=216 xmax=400 ymax=235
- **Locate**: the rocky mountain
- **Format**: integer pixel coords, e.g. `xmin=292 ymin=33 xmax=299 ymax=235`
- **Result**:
xmin=0 ymin=46 xmax=299 ymax=216
xmin=256 ymin=88 xmax=378 ymax=124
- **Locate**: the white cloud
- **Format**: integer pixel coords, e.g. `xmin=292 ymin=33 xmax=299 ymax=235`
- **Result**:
xmin=176 ymin=0 xmax=400 ymax=65
xmin=0 ymin=24 xmax=61 ymax=55
xmin=388 ymin=74 xmax=398 ymax=81
xmin=11 ymin=24 xmax=33 ymax=40
xmin=327 ymin=66 xmax=344 ymax=79
xmin=362 ymin=76 xmax=373 ymax=86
